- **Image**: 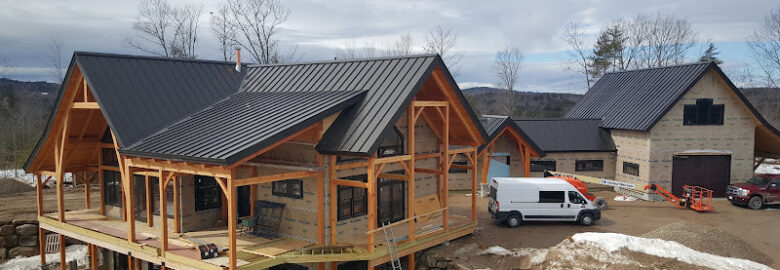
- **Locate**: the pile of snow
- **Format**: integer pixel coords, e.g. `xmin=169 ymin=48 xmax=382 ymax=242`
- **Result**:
xmin=0 ymin=245 xmax=88 ymax=270
xmin=755 ymin=163 xmax=780 ymax=174
xmin=479 ymin=246 xmax=537 ymax=257
xmin=571 ymin=232 xmax=772 ymax=270
xmin=613 ymin=195 xmax=637 ymax=201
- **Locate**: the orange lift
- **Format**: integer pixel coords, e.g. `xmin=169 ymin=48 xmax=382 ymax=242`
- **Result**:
xmin=644 ymin=184 xmax=713 ymax=212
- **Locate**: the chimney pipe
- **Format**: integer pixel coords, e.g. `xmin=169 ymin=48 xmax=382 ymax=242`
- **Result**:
xmin=235 ymin=48 xmax=241 ymax=72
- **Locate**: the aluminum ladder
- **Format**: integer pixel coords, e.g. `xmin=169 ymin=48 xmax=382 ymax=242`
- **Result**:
xmin=381 ymin=222 xmax=403 ymax=270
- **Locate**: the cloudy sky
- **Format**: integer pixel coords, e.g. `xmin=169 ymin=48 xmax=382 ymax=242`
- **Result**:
xmin=0 ymin=0 xmax=777 ymax=93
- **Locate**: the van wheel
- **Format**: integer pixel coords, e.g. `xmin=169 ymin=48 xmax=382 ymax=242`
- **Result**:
xmin=506 ymin=215 xmax=521 ymax=228
xmin=748 ymin=196 xmax=764 ymax=210
xmin=593 ymin=197 xmax=608 ymax=210
xmin=579 ymin=213 xmax=594 ymax=226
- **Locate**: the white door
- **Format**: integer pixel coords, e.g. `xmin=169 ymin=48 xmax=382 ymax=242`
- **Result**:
xmin=565 ymin=191 xmax=588 ymax=221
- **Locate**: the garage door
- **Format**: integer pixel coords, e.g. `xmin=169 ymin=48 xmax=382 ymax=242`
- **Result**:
xmin=672 ymin=155 xmax=731 ymax=197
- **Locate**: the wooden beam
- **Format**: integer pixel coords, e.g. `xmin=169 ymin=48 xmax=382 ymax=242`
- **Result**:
xmin=36 ymin=174 xmax=46 ymax=266
xmin=316 ymin=154 xmax=325 ymax=246
xmin=374 ymin=154 xmax=412 ymax=165
xmin=83 ymin=172 xmax=91 ymax=209
xmin=407 ymin=102 xmax=416 ymax=242
xmin=415 ymin=168 xmax=443 ymax=175
xmin=366 ymin=155 xmax=377 ymax=252
xmin=442 ymin=103 xmax=449 ymax=229
xmin=413 ymin=100 xmax=448 ymax=107
xmin=124 ymin=163 xmax=136 ymax=243
xmin=229 ymin=123 xmax=320 ymax=168
xmin=471 ymin=149 xmax=477 ymax=221
xmin=449 ymin=164 xmax=473 ymax=170
xmin=145 ymin=175 xmax=153 ymax=227
xmin=159 ymin=170 xmax=169 ymax=257
xmin=377 ymin=173 xmax=409 ymax=181
xmin=249 ymin=167 xmax=257 ymax=217
xmin=332 ymin=179 xmax=369 ymax=188
xmin=334 ymin=160 xmax=369 ymax=170
xmin=173 ymin=176 xmax=180 ymax=233
xmin=328 ymin=156 xmax=337 ymax=246
xmin=415 ymin=152 xmax=441 ymax=160
xmin=227 ymin=171 xmax=237 ymax=270
xmin=125 ymin=158 xmax=230 ymax=179
xmin=59 ymin=234 xmax=66 ymax=270
xmin=99 ymin=149 xmax=105 ymax=215
xmin=244 ymin=162 xmax=322 ymax=172
xmin=70 ymin=102 xmax=100 ymax=109
xmin=235 ymin=171 xmax=319 ymax=186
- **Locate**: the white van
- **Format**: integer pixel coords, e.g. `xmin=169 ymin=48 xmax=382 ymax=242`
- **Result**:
xmin=488 ymin=177 xmax=601 ymax=227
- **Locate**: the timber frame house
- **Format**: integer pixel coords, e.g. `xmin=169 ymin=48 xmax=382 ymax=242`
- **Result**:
xmin=22 ymin=52 xmax=539 ymax=270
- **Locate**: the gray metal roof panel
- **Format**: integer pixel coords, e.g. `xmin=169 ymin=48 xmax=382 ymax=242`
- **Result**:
xmin=566 ymin=62 xmax=711 ymax=131
xmin=123 ymin=90 xmax=366 ymax=164
xmin=514 ymin=118 xmax=615 ymax=152
xmin=478 ymin=115 xmax=545 ymax=156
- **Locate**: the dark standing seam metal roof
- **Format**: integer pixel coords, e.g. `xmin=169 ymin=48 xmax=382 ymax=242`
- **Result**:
xmin=122 ymin=91 xmax=366 ymax=164
xmin=514 ymin=119 xmax=616 ymax=152
xmin=478 ymin=115 xmax=545 ymax=157
xmin=566 ymin=62 xmax=711 ymax=131
xmin=240 ymin=54 xmax=486 ymax=156
xmin=75 ymin=52 xmax=246 ymax=147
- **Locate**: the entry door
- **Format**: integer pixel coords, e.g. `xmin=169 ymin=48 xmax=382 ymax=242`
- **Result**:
xmin=377 ymin=180 xmax=405 ymax=226
xmin=672 ymin=155 xmax=730 ymax=197
xmin=237 ymin=186 xmax=251 ymax=217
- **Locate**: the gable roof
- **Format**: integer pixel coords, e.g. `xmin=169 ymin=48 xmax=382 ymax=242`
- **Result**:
xmin=514 ymin=118 xmax=615 ymax=152
xmin=478 ymin=115 xmax=544 ymax=156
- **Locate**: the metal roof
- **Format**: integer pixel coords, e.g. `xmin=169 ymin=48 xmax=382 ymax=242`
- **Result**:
xmin=122 ymin=91 xmax=365 ymax=164
xmin=75 ymin=52 xmax=246 ymax=147
xmin=479 ymin=115 xmax=545 ymax=156
xmin=514 ymin=118 xmax=615 ymax=152
xmin=566 ymin=62 xmax=711 ymax=131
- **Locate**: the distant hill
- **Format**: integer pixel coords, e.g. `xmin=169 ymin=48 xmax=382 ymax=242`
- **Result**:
xmin=462 ymin=87 xmax=583 ymax=118
xmin=740 ymin=88 xmax=779 ymax=129
xmin=0 ymin=78 xmax=59 ymax=94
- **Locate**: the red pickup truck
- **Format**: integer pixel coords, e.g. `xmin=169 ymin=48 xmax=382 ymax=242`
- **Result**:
xmin=726 ymin=174 xmax=780 ymax=209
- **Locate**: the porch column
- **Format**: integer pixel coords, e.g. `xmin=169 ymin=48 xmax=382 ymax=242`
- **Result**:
xmin=82 ymin=173 xmax=91 ymax=209
xmin=367 ymin=155 xmax=377 ymax=252
xmin=36 ymin=174 xmax=46 ymax=265
xmin=471 ymin=148 xmax=477 ymax=221
xmin=124 ymin=162 xmax=136 ymax=243
xmin=90 ymin=244 xmax=98 ymax=270
xmin=159 ymin=170 xmax=169 ymax=257
xmin=58 ymin=234 xmax=66 ymax=270
xmin=328 ymin=157 xmax=338 ymax=246
xmin=228 ymin=172 xmax=238 ymax=270
xmin=522 ymin=145 xmax=530 ymax=177
xmin=407 ymin=103 xmax=416 ymax=241
xmin=98 ymin=150 xmax=105 ymax=215
xmin=173 ymin=177 xmax=181 ymax=233
xmin=145 ymin=175 xmax=153 ymax=227
xmin=442 ymin=104 xmax=449 ymax=229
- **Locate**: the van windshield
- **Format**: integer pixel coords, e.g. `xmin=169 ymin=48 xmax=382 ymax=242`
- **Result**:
xmin=568 ymin=191 xmax=587 ymax=204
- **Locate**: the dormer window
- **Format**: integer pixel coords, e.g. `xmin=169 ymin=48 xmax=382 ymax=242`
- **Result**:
xmin=683 ymin=99 xmax=724 ymax=126
xmin=377 ymin=126 xmax=404 ymax=158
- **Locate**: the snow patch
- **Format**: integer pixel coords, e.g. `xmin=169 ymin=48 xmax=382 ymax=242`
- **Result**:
xmin=571 ymin=232 xmax=773 ymax=270
xmin=613 ymin=195 xmax=637 ymax=201
xmin=479 ymin=246 xmax=538 ymax=257
xmin=0 ymin=245 xmax=88 ymax=270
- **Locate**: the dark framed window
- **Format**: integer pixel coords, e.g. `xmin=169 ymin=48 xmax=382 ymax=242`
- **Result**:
xmin=103 ymin=170 xmax=122 ymax=207
xmin=623 ymin=162 xmax=639 ymax=176
xmin=337 ymin=186 xmax=367 ymax=220
xmin=683 ymin=99 xmax=724 ymax=125
xmin=575 ymin=160 xmax=604 ymax=172
xmin=530 ymin=160 xmax=556 ymax=172
xmin=272 ymin=179 xmax=304 ymax=199
xmin=538 ymin=191 xmax=565 ymax=203
xmin=150 ymin=177 xmax=175 ymax=217
xmin=449 ymin=161 xmax=468 ymax=173
xmin=377 ymin=127 xmax=404 ymax=158
xmin=194 ymin=175 xmax=222 ymax=211
xmin=101 ymin=148 xmax=119 ymax=167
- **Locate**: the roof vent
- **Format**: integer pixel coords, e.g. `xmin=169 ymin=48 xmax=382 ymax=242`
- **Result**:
xmin=235 ymin=48 xmax=241 ymax=72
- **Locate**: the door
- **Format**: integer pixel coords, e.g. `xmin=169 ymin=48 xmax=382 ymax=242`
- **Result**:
xmin=566 ymin=191 xmax=588 ymax=220
xmin=672 ymin=155 xmax=731 ymax=197
xmin=237 ymin=186 xmax=251 ymax=217
xmin=377 ymin=180 xmax=405 ymax=226
xmin=769 ymin=179 xmax=780 ymax=202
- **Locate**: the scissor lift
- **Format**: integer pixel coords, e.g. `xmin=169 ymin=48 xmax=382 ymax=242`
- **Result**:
xmin=644 ymin=184 xmax=713 ymax=212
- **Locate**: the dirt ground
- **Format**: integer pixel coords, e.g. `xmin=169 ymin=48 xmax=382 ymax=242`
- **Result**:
xmin=0 ymin=185 xmax=99 ymax=221
xmin=444 ymin=188 xmax=780 ymax=269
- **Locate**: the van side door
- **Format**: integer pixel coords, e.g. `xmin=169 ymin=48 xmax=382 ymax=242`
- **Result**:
xmin=525 ymin=191 xmax=568 ymax=220
xmin=567 ymin=191 xmax=589 ymax=220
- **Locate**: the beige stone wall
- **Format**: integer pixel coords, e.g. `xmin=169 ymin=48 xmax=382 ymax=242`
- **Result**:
xmin=647 ymin=69 xmax=756 ymax=190
xmin=529 ymin=151 xmax=617 ymax=179
xmin=612 ymin=129 xmax=652 ymax=190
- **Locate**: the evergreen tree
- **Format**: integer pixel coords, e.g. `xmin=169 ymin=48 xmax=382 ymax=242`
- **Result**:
xmin=699 ymin=43 xmax=723 ymax=64
xmin=590 ymin=25 xmax=627 ymax=80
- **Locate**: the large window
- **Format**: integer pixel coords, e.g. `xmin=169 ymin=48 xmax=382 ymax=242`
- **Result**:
xmin=337 ymin=186 xmax=367 ymax=220
xmin=575 ymin=160 xmax=604 ymax=172
xmin=623 ymin=162 xmax=639 ymax=176
xmin=194 ymin=176 xmax=222 ymax=211
xmin=538 ymin=191 xmax=565 ymax=203
xmin=530 ymin=160 xmax=556 ymax=172
xmin=103 ymin=170 xmax=122 ymax=207
xmin=684 ymin=98 xmax=724 ymax=126
xmin=272 ymin=179 xmax=303 ymax=199
xmin=377 ymin=127 xmax=404 ymax=158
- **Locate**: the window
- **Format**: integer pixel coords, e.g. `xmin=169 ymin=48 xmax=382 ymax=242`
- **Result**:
xmin=623 ymin=162 xmax=639 ymax=176
xmin=272 ymin=179 xmax=303 ymax=199
xmin=377 ymin=127 xmax=404 ymax=158
xmin=575 ymin=160 xmax=604 ymax=172
xmin=449 ymin=161 xmax=468 ymax=173
xmin=103 ymin=170 xmax=122 ymax=207
xmin=194 ymin=176 xmax=222 ymax=211
xmin=683 ymin=99 xmax=724 ymax=125
xmin=101 ymin=148 xmax=119 ymax=167
xmin=538 ymin=191 xmax=565 ymax=203
xmin=568 ymin=191 xmax=587 ymax=204
xmin=150 ymin=177 xmax=175 ymax=217
xmin=337 ymin=186 xmax=367 ymax=220
xmin=530 ymin=160 xmax=556 ymax=172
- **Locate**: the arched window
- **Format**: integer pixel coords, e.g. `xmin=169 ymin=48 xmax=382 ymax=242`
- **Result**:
xmin=377 ymin=126 xmax=404 ymax=157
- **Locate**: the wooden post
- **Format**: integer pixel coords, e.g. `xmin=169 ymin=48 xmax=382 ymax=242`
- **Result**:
xmin=159 ymin=170 xmax=169 ymax=257
xmin=523 ymin=145 xmax=530 ymax=177
xmin=250 ymin=167 xmax=257 ymax=217
xmin=442 ymin=104 xmax=449 ymax=229
xmin=408 ymin=253 xmax=415 ymax=270
xmin=124 ymin=163 xmax=136 ymax=243
xmin=36 ymin=174 xmax=47 ymax=266
xmin=145 ymin=175 xmax=153 ymax=227
xmin=328 ymin=156 xmax=337 ymax=246
xmin=59 ymin=234 xmax=66 ymax=270
xmin=316 ymin=154 xmax=325 ymax=246
xmin=98 ymin=150 xmax=105 ymax=215
xmin=83 ymin=173 xmax=91 ymax=209
xmin=90 ymin=244 xmax=98 ymax=270
xmin=173 ymin=177 xmax=181 ymax=233
xmin=407 ymin=104 xmax=416 ymax=241
xmin=127 ymin=255 xmax=133 ymax=270
xmin=366 ymin=155 xmax=377 ymax=252
xmin=227 ymin=172 xmax=238 ymax=270
xmin=55 ymin=110 xmax=70 ymax=223
xmin=471 ymin=149 xmax=477 ymax=221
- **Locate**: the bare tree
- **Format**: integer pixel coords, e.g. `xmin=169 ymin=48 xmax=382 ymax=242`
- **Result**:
xmin=493 ymin=46 xmax=523 ymax=115
xmin=562 ymin=22 xmax=593 ymax=89
xmin=0 ymin=56 xmax=13 ymax=79
xmin=125 ymin=0 xmax=202 ymax=59
xmin=423 ymin=25 xmax=463 ymax=77
xmin=634 ymin=13 xmax=697 ymax=67
xmin=383 ymin=33 xmax=414 ymax=57
xmin=224 ymin=0 xmax=292 ymax=64
xmin=335 ymin=39 xmax=379 ymax=60
xmin=44 ymin=37 xmax=65 ymax=82
xmin=747 ymin=7 xmax=780 ymax=87
xmin=210 ymin=6 xmax=237 ymax=61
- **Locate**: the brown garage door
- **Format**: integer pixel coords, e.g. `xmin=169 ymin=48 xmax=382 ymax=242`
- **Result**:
xmin=672 ymin=155 xmax=731 ymax=197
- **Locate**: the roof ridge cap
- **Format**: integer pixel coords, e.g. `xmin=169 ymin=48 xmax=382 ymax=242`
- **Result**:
xmin=74 ymin=51 xmax=246 ymax=65
xmin=603 ymin=62 xmax=711 ymax=75
xmin=247 ymin=53 xmax=439 ymax=68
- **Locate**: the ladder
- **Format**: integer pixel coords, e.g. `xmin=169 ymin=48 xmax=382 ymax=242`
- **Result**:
xmin=381 ymin=222 xmax=402 ymax=270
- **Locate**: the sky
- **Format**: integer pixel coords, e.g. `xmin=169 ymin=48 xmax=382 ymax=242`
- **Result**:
xmin=0 ymin=0 xmax=777 ymax=93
